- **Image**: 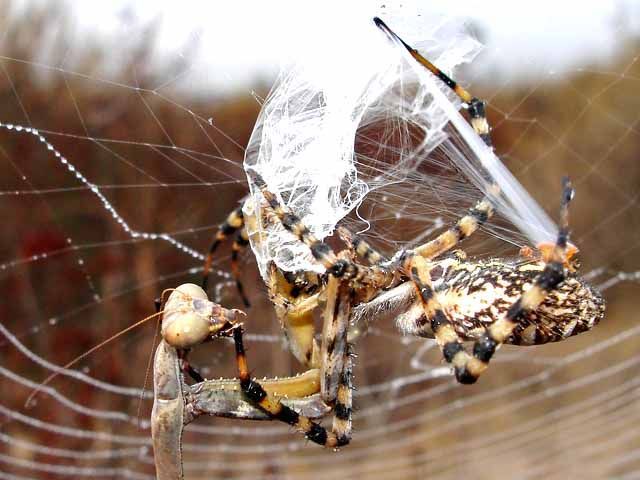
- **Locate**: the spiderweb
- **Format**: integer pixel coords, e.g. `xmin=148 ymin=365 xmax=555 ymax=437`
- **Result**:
xmin=1 ymin=2 xmax=639 ymax=480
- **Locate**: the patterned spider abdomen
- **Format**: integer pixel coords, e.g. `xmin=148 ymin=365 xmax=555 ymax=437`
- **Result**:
xmin=379 ymin=259 xmax=605 ymax=346
xmin=431 ymin=259 xmax=605 ymax=345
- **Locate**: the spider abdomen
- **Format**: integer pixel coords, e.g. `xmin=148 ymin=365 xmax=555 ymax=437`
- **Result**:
xmin=386 ymin=259 xmax=604 ymax=345
xmin=434 ymin=260 xmax=605 ymax=345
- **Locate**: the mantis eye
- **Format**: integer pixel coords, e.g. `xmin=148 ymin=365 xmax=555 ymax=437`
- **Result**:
xmin=162 ymin=311 xmax=211 ymax=349
xmin=161 ymin=283 xmax=211 ymax=349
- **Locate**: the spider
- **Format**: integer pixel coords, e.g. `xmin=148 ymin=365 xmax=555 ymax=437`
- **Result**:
xmin=196 ymin=17 xmax=605 ymax=448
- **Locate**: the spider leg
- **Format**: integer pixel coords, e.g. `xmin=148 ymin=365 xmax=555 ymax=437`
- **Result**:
xmin=177 ymin=349 xmax=205 ymax=383
xmin=337 ymin=226 xmax=388 ymax=265
xmin=230 ymin=228 xmax=251 ymax=307
xmin=406 ymin=253 xmax=485 ymax=384
xmin=321 ymin=275 xmax=353 ymax=442
xmin=251 ymin=173 xmax=342 ymax=272
xmin=412 ymin=197 xmax=495 ymax=260
xmin=201 ymin=203 xmax=251 ymax=307
xmin=334 ymin=342 xmax=353 ymax=446
xmin=249 ymin=171 xmax=393 ymax=289
xmin=320 ymin=274 xmax=351 ymax=404
xmin=374 ymin=17 xmax=492 ymax=147
xmin=466 ymin=178 xmax=575 ymax=377
xmin=234 ymin=326 xmax=352 ymax=448
xmin=375 ymin=17 xmax=502 ymax=262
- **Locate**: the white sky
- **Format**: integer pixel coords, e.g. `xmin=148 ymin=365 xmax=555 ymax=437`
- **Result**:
xmin=12 ymin=0 xmax=640 ymax=94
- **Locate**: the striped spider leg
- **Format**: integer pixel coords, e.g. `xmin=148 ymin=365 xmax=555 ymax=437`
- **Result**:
xmin=201 ymin=201 xmax=252 ymax=307
xmin=374 ymin=16 xmax=500 ymax=259
xmin=235 ymin=273 xmax=355 ymax=448
xmin=374 ymin=16 xmax=493 ymax=148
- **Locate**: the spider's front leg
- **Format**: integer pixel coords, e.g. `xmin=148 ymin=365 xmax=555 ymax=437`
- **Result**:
xmin=249 ymin=170 xmax=394 ymax=290
xmin=319 ymin=273 xmax=352 ymax=408
xmin=201 ymin=202 xmax=251 ymax=307
xmin=234 ymin=320 xmax=353 ymax=448
xmin=375 ymin=16 xmax=501 ymax=262
xmin=375 ymin=16 xmax=493 ymax=148
xmin=405 ymin=253 xmax=486 ymax=383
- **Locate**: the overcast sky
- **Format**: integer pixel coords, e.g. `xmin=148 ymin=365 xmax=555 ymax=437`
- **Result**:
xmin=11 ymin=0 xmax=640 ymax=94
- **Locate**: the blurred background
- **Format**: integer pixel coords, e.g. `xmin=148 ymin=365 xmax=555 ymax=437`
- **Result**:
xmin=0 ymin=1 xmax=639 ymax=479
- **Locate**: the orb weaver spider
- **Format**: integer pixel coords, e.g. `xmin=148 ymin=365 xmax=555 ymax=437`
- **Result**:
xmin=194 ymin=17 xmax=605 ymax=449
